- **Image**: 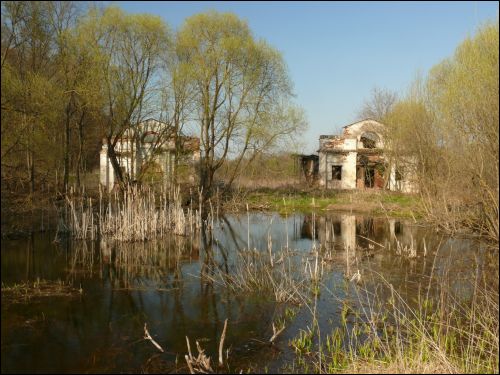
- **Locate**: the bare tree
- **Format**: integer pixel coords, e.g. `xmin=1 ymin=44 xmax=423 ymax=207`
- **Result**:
xmin=357 ymin=86 xmax=398 ymax=121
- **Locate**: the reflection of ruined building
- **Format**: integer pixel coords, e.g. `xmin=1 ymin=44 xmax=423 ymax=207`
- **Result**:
xmin=313 ymin=213 xmax=421 ymax=256
xmin=100 ymin=119 xmax=200 ymax=190
xmin=317 ymin=119 xmax=416 ymax=192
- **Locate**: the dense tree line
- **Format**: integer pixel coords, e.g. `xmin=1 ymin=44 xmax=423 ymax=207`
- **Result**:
xmin=1 ymin=2 xmax=306 ymax=202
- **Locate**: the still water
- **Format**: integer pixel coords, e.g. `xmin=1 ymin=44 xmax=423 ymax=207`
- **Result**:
xmin=1 ymin=212 xmax=489 ymax=373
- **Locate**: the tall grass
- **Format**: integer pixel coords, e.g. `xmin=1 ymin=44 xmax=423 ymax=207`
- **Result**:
xmin=206 ymin=244 xmax=327 ymax=305
xmin=59 ymin=184 xmax=202 ymax=241
xmin=293 ymin=257 xmax=499 ymax=374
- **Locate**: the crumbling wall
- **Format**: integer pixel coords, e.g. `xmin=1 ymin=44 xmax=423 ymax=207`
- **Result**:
xmin=342 ymin=120 xmax=385 ymax=148
xmin=318 ymin=151 xmax=357 ymax=189
xmin=318 ymin=120 xmax=417 ymax=192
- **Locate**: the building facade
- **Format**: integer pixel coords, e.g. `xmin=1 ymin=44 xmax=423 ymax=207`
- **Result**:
xmin=317 ymin=119 xmax=416 ymax=192
xmin=100 ymin=119 xmax=200 ymax=190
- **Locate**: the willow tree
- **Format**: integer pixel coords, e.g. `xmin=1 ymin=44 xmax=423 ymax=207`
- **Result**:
xmin=176 ymin=11 xmax=306 ymax=200
xmin=426 ymin=21 xmax=499 ymax=238
xmin=78 ymin=6 xmax=171 ymax=187
xmin=383 ymin=89 xmax=437 ymax=192
xmin=384 ymin=22 xmax=499 ymax=239
xmin=161 ymin=38 xmax=196 ymax=187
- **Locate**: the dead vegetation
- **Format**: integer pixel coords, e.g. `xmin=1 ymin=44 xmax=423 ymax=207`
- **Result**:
xmin=206 ymin=245 xmax=326 ymax=306
xmin=184 ymin=319 xmax=229 ymax=374
xmin=58 ymin=184 xmax=202 ymax=241
xmin=1 ymin=278 xmax=81 ymax=304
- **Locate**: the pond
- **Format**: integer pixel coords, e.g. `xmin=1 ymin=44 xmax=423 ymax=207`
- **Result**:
xmin=1 ymin=211 xmax=492 ymax=373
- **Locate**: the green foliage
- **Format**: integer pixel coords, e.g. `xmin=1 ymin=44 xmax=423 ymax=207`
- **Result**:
xmin=1 ymin=2 xmax=174 ymax=193
xmin=2 ymin=3 xmax=306 ymax=203
xmin=383 ymin=22 xmax=499 ymax=239
xmin=290 ymin=327 xmax=314 ymax=355
xmin=176 ymin=11 xmax=307 ymax=197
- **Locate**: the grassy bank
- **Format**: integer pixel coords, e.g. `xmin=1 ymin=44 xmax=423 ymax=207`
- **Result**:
xmin=225 ymin=187 xmax=422 ymax=219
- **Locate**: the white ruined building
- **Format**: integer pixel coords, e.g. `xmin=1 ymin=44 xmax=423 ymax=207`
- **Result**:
xmin=100 ymin=119 xmax=200 ymax=190
xmin=317 ymin=119 xmax=417 ymax=192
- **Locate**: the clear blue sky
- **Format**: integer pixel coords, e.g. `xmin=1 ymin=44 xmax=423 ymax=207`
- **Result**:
xmin=116 ymin=1 xmax=499 ymax=153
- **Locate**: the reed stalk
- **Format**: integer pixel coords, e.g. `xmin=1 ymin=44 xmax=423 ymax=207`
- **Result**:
xmin=59 ymin=184 xmax=201 ymax=241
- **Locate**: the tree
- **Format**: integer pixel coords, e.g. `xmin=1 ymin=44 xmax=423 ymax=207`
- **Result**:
xmin=384 ymin=22 xmax=499 ymax=239
xmin=176 ymin=11 xmax=306 ymax=201
xmin=158 ymin=37 xmax=196 ymax=186
xmin=427 ymin=21 xmax=499 ymax=238
xmin=49 ymin=1 xmax=84 ymax=191
xmin=78 ymin=6 xmax=172 ymax=187
xmin=1 ymin=1 xmax=61 ymax=196
xmin=357 ymin=86 xmax=398 ymax=121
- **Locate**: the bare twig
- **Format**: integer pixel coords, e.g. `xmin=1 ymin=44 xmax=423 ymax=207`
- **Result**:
xmin=144 ymin=323 xmax=164 ymax=352
xmin=185 ymin=336 xmax=213 ymax=373
xmin=218 ymin=318 xmax=228 ymax=366
xmin=269 ymin=322 xmax=285 ymax=343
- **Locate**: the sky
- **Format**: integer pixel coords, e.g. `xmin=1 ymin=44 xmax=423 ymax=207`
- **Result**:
xmin=116 ymin=1 xmax=499 ymax=153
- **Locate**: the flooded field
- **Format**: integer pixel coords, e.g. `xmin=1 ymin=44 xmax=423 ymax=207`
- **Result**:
xmin=1 ymin=212 xmax=496 ymax=373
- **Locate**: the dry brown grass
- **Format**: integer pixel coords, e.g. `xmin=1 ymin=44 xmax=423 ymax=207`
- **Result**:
xmin=60 ymin=184 xmax=202 ymax=241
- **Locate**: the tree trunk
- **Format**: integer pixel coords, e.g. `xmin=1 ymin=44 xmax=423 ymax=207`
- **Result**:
xmin=63 ymin=99 xmax=73 ymax=192
xmin=76 ymin=110 xmax=85 ymax=187
xmin=27 ymin=114 xmax=35 ymax=199
xmin=27 ymin=150 xmax=34 ymax=197
xmin=106 ymin=136 xmax=126 ymax=188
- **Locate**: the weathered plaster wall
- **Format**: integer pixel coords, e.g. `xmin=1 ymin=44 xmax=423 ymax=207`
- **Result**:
xmin=318 ymin=119 xmax=416 ymax=191
xmin=343 ymin=151 xmax=357 ymax=189
xmin=342 ymin=120 xmax=385 ymax=148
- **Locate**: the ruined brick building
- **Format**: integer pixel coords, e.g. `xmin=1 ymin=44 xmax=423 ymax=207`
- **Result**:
xmin=300 ymin=119 xmax=416 ymax=192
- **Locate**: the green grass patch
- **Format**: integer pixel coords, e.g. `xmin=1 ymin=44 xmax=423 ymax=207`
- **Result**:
xmin=242 ymin=189 xmax=422 ymax=218
xmin=246 ymin=192 xmax=338 ymax=213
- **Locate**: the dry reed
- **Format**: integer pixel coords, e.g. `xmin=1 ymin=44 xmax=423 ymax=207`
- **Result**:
xmin=60 ymin=185 xmax=201 ymax=241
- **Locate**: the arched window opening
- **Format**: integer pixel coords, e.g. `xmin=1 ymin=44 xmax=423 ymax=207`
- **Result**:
xmin=360 ymin=131 xmax=380 ymax=149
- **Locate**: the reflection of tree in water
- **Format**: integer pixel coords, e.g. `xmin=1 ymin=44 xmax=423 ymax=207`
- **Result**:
xmin=66 ymin=213 xmax=250 ymax=292
xmin=199 ymin=217 xmax=237 ymax=290
xmin=356 ymin=217 xmax=374 ymax=237
xmin=4 ymin=213 xmax=490 ymax=373
xmin=200 ymin=223 xmax=217 ymax=292
xmin=301 ymin=215 xmax=319 ymax=240
xmin=66 ymin=234 xmax=199 ymax=289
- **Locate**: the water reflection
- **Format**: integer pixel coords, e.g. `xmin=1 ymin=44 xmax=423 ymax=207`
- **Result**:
xmin=300 ymin=213 xmax=426 ymax=253
xmin=1 ymin=211 xmax=491 ymax=373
